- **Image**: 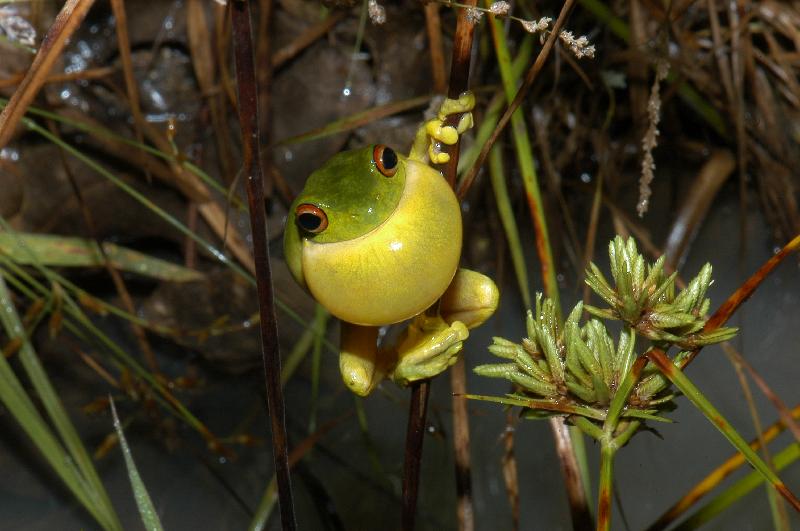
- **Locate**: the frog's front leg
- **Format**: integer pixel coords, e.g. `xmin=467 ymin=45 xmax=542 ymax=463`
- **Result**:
xmin=409 ymin=91 xmax=476 ymax=164
xmin=340 ymin=323 xmax=388 ymax=397
xmin=391 ymin=269 xmax=499 ymax=386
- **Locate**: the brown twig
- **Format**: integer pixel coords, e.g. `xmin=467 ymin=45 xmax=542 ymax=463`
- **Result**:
xmin=443 ymin=3 xmax=479 ymax=531
xmin=49 ymin=119 xmax=161 ymax=375
xmin=272 ymin=11 xmax=346 ymax=69
xmin=230 ymin=1 xmax=296 ymax=529
xmin=0 ymin=66 xmax=115 ymax=89
xmin=502 ymin=411 xmax=520 ymax=530
xmin=424 ymin=3 xmax=447 ymax=95
xmin=402 ymin=2 xmax=478 ymax=528
xmin=0 ymin=0 xmax=96 ymax=149
xmin=457 ymin=0 xmax=576 ymax=200
xmin=401 ymin=380 xmax=431 ymax=530
xmin=646 ymin=403 xmax=800 ymax=530
xmin=109 ymin=0 xmax=148 ymax=179
xmin=679 ymin=232 xmax=800 ymax=369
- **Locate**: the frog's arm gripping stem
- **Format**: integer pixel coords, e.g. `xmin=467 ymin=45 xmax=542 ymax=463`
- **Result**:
xmin=408 ymin=92 xmax=475 ymax=164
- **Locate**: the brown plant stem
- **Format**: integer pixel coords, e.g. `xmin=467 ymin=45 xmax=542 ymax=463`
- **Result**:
xmin=0 ymin=0 xmax=96 ymax=149
xmin=444 ymin=4 xmax=478 ymax=531
xmin=109 ymin=0 xmax=148 ymax=178
xmin=401 ymin=380 xmax=431 ymax=531
xmin=647 ymin=403 xmax=800 ymax=530
xmin=402 ymin=2 xmax=477 ymax=528
xmin=456 ymin=0 xmax=576 ymax=199
xmin=230 ymin=1 xmax=296 ymax=529
xmin=681 ymin=232 xmax=800 ymax=369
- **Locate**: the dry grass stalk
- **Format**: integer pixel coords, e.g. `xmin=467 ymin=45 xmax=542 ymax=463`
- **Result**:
xmin=636 ymin=60 xmax=668 ymax=217
xmin=0 ymin=0 xmax=96 ymax=149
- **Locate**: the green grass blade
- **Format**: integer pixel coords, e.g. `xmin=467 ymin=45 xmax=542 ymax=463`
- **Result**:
xmin=647 ymin=350 xmax=800 ymax=511
xmin=21 ymin=120 xmax=253 ymax=283
xmin=278 ymin=95 xmax=431 ymax=145
xmin=308 ymin=304 xmax=330 ymax=434
xmin=487 ymin=9 xmax=560 ymax=316
xmin=0 ymin=98 xmax=240 ymax=208
xmin=249 ymin=476 xmax=279 ymax=531
xmin=110 ymin=399 xmax=165 ymax=531
xmin=0 ymin=232 xmax=203 ymax=282
xmin=675 ymin=443 xmax=800 ymax=530
xmin=488 ymin=144 xmax=531 ymax=309
xmin=0 ymin=274 xmax=120 ymax=530
xmin=0 ymin=249 xmax=210 ymax=438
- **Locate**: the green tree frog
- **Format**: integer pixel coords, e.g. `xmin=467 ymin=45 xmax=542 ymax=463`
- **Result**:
xmin=284 ymin=93 xmax=499 ymax=396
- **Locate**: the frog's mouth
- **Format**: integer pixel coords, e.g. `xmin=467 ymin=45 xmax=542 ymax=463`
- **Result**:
xmin=300 ymin=159 xmax=463 ymax=327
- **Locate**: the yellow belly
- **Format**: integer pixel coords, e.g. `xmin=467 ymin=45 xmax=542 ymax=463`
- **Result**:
xmin=301 ymin=161 xmax=462 ymax=326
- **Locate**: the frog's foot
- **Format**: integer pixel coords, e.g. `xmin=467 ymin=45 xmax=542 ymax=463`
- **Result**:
xmin=390 ymin=315 xmax=469 ymax=386
xmin=424 ymin=91 xmax=476 ymax=164
xmin=340 ymin=323 xmax=385 ymax=397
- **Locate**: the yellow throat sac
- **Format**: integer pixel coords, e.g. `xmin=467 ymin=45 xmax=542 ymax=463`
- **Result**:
xmin=301 ymin=160 xmax=462 ymax=326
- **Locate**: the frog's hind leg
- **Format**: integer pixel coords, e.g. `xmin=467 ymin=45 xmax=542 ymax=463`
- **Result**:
xmin=440 ymin=268 xmax=500 ymax=329
xmin=340 ymin=323 xmax=386 ymax=397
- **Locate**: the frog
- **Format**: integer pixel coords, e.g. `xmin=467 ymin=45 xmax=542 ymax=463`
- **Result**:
xmin=283 ymin=92 xmax=499 ymax=396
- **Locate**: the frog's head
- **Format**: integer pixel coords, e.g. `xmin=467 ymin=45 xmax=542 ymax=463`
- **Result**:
xmin=283 ymin=144 xmax=462 ymax=326
xmin=284 ymin=145 xmax=406 ymax=287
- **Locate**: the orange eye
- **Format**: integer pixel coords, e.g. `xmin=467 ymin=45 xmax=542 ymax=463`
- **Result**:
xmin=295 ymin=203 xmax=328 ymax=234
xmin=373 ymin=145 xmax=398 ymax=177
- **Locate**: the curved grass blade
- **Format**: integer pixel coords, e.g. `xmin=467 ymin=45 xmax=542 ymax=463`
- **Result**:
xmin=488 ymin=145 xmax=531 ymax=309
xmin=15 ymin=117 xmax=327 ymax=346
xmin=0 ymin=232 xmax=203 ymax=282
xmin=647 ymin=403 xmax=800 ymax=530
xmin=277 ymin=95 xmax=432 ymax=145
xmin=674 ymin=443 xmax=799 ymax=531
xmin=0 ymin=274 xmax=121 ymax=530
xmin=110 ymin=398 xmax=164 ymax=531
xmin=646 ymin=348 xmax=800 ymax=512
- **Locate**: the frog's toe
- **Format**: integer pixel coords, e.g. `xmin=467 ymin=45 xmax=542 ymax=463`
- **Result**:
xmin=391 ymin=320 xmax=468 ymax=385
xmin=428 ymin=143 xmax=451 ymax=164
xmin=340 ymin=360 xmax=376 ymax=397
xmin=426 ymin=119 xmax=460 ymax=145
xmin=456 ymin=112 xmax=474 ymax=134
xmin=439 ymin=92 xmax=476 ymax=116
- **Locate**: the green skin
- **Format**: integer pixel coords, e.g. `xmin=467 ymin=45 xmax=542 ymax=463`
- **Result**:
xmin=284 ymin=92 xmax=498 ymax=396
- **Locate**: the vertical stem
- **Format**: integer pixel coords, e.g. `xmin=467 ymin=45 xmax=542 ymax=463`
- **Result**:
xmin=597 ymin=441 xmax=616 ymax=531
xmin=403 ymin=1 xmax=478 ymax=529
xmin=230 ymin=1 xmax=296 ymax=529
xmin=451 ymin=356 xmax=475 ymax=531
xmin=445 ymin=2 xmax=478 ymax=530
xmin=552 ymin=420 xmax=593 ymax=530
xmin=402 ymin=380 xmax=431 ymax=530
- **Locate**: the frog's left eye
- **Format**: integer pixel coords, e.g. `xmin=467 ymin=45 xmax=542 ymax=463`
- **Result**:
xmin=295 ymin=203 xmax=328 ymax=234
xmin=373 ymin=145 xmax=398 ymax=177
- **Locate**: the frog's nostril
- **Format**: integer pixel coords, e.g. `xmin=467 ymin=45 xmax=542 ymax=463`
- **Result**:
xmin=296 ymin=203 xmax=328 ymax=234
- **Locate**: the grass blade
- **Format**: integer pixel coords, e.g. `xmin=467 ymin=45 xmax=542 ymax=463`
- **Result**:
xmin=110 ymin=398 xmax=164 ymax=531
xmin=0 ymin=232 xmax=203 ymax=282
xmin=646 ymin=348 xmax=800 ymax=512
xmin=0 ymin=274 xmax=120 ymax=530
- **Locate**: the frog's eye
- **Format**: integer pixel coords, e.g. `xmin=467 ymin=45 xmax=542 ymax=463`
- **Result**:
xmin=295 ymin=203 xmax=328 ymax=234
xmin=373 ymin=145 xmax=398 ymax=177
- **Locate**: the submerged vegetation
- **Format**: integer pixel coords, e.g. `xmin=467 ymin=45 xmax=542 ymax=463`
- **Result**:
xmin=0 ymin=0 xmax=798 ymax=530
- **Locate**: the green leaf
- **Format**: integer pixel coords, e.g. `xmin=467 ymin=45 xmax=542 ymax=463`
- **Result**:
xmin=110 ymin=399 xmax=164 ymax=531
xmin=0 ymin=232 xmax=203 ymax=282
xmin=474 ymin=363 xmax=518 ymax=378
xmin=509 ymin=371 xmax=559 ymax=397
